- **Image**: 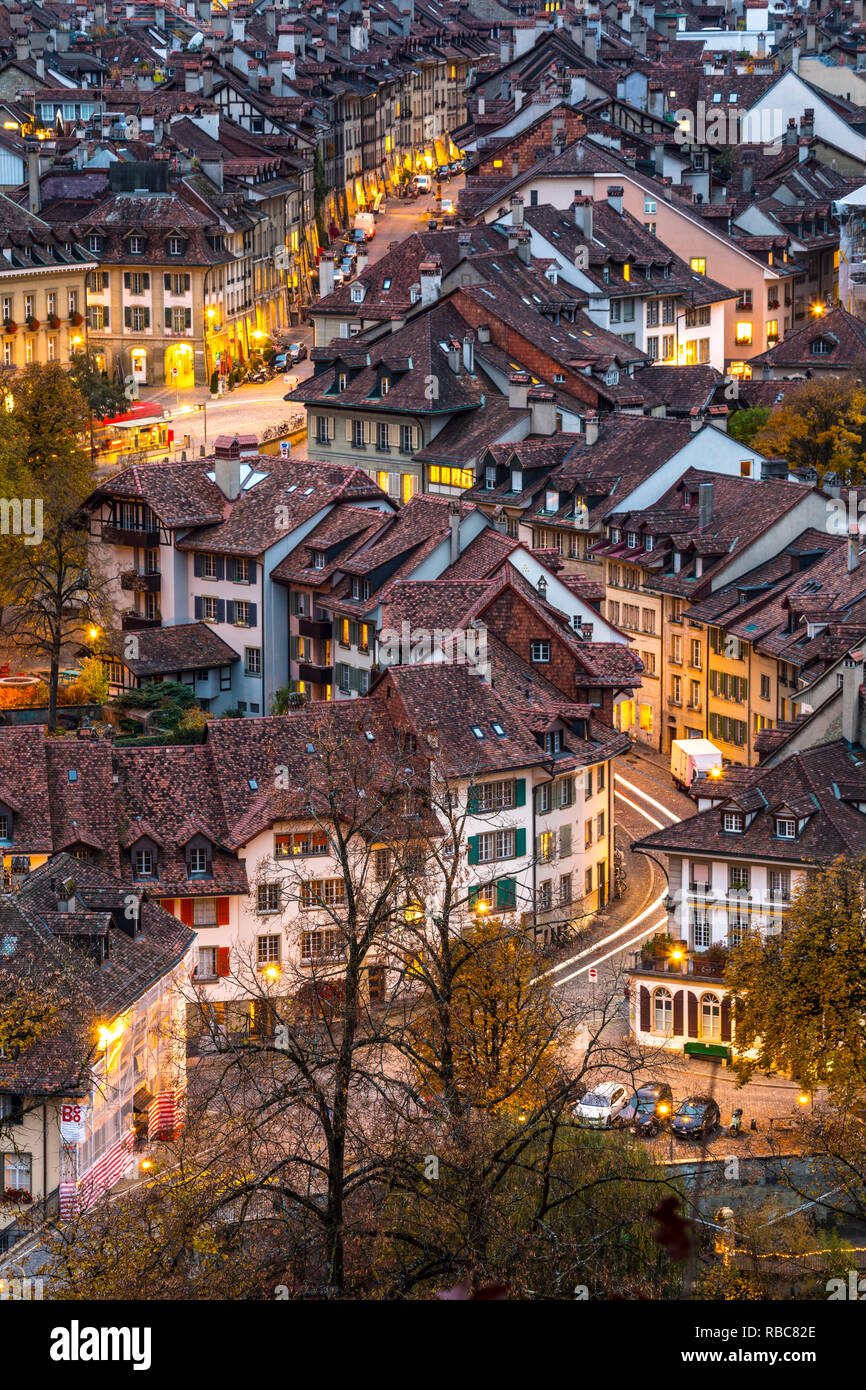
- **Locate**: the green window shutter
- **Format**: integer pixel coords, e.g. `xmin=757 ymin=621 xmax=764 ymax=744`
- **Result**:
xmin=466 ymin=786 xmax=479 ymax=813
xmin=165 ymin=307 xmax=172 ymax=329
xmin=513 ymin=778 xmax=526 ymax=806
xmin=467 ymin=835 xmax=479 ymax=865
xmin=467 ymin=884 xmax=480 ymax=907
xmin=164 ymin=273 xmax=171 ymax=291
xmin=559 ymin=824 xmax=572 ymax=857
xmin=496 ymin=878 xmax=516 ymax=910
xmin=551 ymin=780 xmax=561 ymax=810
xmin=514 ymin=827 xmax=526 ymax=858
xmin=185 ymin=308 xmax=192 ymax=329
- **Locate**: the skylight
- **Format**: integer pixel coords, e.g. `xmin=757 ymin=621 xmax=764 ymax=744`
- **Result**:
xmin=68 ymin=769 xmax=79 ymax=782
xmin=471 ymin=725 xmax=485 ymax=739
xmin=248 ymin=778 xmax=258 ymax=791
xmin=491 ymin=722 xmax=506 ymax=737
xmin=364 ymin=730 xmax=375 ymax=742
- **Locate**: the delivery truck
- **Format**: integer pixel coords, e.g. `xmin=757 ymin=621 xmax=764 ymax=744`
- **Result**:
xmin=353 ymin=211 xmax=376 ymax=240
xmin=670 ymin=738 xmax=722 ymax=790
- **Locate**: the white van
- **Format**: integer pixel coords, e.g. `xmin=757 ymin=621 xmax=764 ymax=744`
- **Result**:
xmin=414 ymin=173 xmax=432 ymax=193
xmin=353 ymin=211 xmax=376 ymax=240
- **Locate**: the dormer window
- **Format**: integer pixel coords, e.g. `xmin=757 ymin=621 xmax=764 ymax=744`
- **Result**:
xmin=351 ymin=286 xmax=363 ymax=303
xmin=0 ymin=813 xmax=10 ymax=843
xmin=626 ymin=531 xmax=638 ymax=549
xmin=775 ymin=816 xmax=796 ymax=839
xmin=337 ymin=371 xmax=347 ymax=392
xmin=313 ymin=551 xmax=325 ymax=570
xmin=189 ymin=846 xmax=209 ymax=875
xmin=134 ymin=848 xmax=154 ymax=876
xmin=544 ymin=729 xmax=563 ymax=754
xmin=485 ymin=467 xmax=497 ymax=490
xmin=545 ymin=489 xmax=558 ymax=512
xmin=167 ymin=237 xmax=186 ymax=257
xmin=382 ymin=278 xmax=392 ymax=291
xmin=610 ymin=527 xmax=621 ymax=543
xmin=88 ymin=234 xmax=103 ymax=253
xmin=380 ymin=375 xmax=390 ymax=395
xmin=511 ymin=469 xmax=522 ymax=492
xmin=645 ymin=535 xmax=654 ymax=551
xmin=722 ymin=811 xmax=744 ymax=834
xmin=129 ymin=236 xmax=145 ymax=255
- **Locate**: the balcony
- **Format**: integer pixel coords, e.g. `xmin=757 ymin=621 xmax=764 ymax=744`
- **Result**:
xmin=120 ymin=569 xmax=161 ymax=593
xmin=299 ymin=616 xmax=332 ymax=640
xmin=629 ymin=948 xmax=728 ymax=981
xmin=122 ymin=610 xmax=162 ymax=631
xmin=298 ymin=662 xmax=333 ymax=685
xmin=103 ymin=524 xmax=160 ymax=548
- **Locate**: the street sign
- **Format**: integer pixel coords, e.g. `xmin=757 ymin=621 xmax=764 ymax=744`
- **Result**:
xmin=587 ymin=967 xmax=598 ymax=982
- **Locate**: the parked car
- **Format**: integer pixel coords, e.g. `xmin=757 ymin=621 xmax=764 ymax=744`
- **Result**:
xmin=340 ymin=257 xmax=355 ymax=281
xmin=450 ymin=161 xmax=462 ymax=176
xmin=621 ymin=1082 xmax=674 ymax=1136
xmin=573 ymin=1082 xmax=629 ymax=1129
xmin=287 ymin=342 xmax=308 ymax=364
xmin=671 ymin=1095 xmax=721 ymax=1140
xmin=414 ymin=173 xmax=432 ymax=194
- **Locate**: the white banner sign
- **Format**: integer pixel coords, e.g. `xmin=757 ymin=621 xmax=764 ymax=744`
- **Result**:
xmin=59 ymin=1101 xmax=88 ymax=1144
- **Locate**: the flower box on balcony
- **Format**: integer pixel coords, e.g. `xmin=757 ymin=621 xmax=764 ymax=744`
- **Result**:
xmin=48 ymin=314 xmax=61 ymax=330
xmin=3 ymin=319 xmax=17 ymax=334
xmin=69 ymin=311 xmax=84 ymax=327
xmin=25 ymin=315 xmax=40 ymax=332
xmin=0 ymin=1187 xmax=32 ymax=1206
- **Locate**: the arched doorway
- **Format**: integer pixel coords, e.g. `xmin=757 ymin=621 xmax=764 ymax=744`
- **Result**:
xmin=165 ymin=343 xmax=194 ymax=390
xmin=131 ymin=348 xmax=147 ymax=385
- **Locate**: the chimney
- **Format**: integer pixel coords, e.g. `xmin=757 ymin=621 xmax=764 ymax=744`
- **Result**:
xmin=800 ymin=108 xmax=815 ymax=139
xmin=584 ymin=411 xmax=599 ymax=445
xmin=510 ymin=194 xmax=524 ymax=226
xmin=742 ymin=154 xmax=754 ymax=195
xmin=573 ymin=195 xmax=593 ymax=240
xmin=202 ymin=62 xmax=214 ymax=98
xmin=842 ymin=651 xmax=865 ymax=744
xmin=447 ymin=338 xmax=461 ymax=375
xmin=509 ymin=370 xmax=531 ymax=410
xmin=319 ymin=251 xmax=335 ymax=299
xmin=584 ymin=27 xmax=597 ymax=63
xmin=419 ymin=257 xmax=442 ymax=305
xmin=607 ymin=185 xmax=624 ymax=216
xmin=213 ymin=454 xmax=241 ymax=500
xmin=27 ymin=141 xmax=40 ymax=215
xmin=448 ymin=500 xmax=461 ymax=564
xmin=462 ymin=331 xmax=475 ymax=373
xmin=849 ymin=521 xmax=861 ymax=573
xmin=791 ymin=43 xmax=800 ymax=74
xmin=528 ymin=387 xmax=556 ymax=436
xmin=785 ymin=117 xmax=797 ymax=145
xmin=698 ymin=480 xmax=714 ymax=528
xmin=515 ymin=226 xmax=531 ymax=265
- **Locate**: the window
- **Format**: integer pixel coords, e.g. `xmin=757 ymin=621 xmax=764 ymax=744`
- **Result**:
xmin=530 ymin=640 xmax=550 ymax=663
xmin=194 ymin=945 xmax=218 ymax=981
xmin=760 ymin=674 xmax=771 ymax=700
xmin=257 ymin=883 xmax=281 ymax=914
xmin=559 ymin=776 xmax=574 ymax=808
xmin=584 ymin=819 xmax=593 ymax=849
xmin=130 ymin=307 xmax=150 ymax=332
xmin=662 ymin=334 xmax=674 ymax=360
xmin=722 ymin=811 xmax=744 ymax=833
xmin=736 ymin=289 xmax=752 ymax=310
xmin=0 ymin=815 xmax=8 ymax=842
xmin=537 ymin=880 xmax=552 ymax=912
xmin=129 ymin=236 xmax=145 ymax=255
xmin=690 ymin=257 xmax=706 ymax=275
xmin=544 ymin=730 xmax=563 ymax=755
xmin=275 ymin=830 xmax=328 ymax=858
xmin=735 ymin=322 xmax=753 ymax=346
xmin=653 ymin=987 xmax=673 ymax=1036
xmin=189 ymin=846 xmax=209 ymax=875
xmin=192 ymin=897 xmax=218 ymax=927
xmin=257 ymin=934 xmax=281 ymax=965
xmin=775 ymin=816 xmax=796 ymax=839
xmin=167 ymin=237 xmax=185 ymax=257
xmin=477 ymin=830 xmax=515 ymax=862
xmin=769 ymin=869 xmax=790 ymax=899
xmin=245 ymin=647 xmax=261 ymax=675
xmin=300 ymin=878 xmax=347 ymax=909
xmin=377 ymin=423 xmax=390 ymax=451
xmin=596 ymin=811 xmax=605 ymax=840
xmin=644 ymin=198 xmax=656 ymax=215
xmin=700 ymin=993 xmax=721 ymax=1041
xmin=475 ymin=780 xmax=515 ymax=812
xmin=301 ymin=929 xmax=343 ymax=961
xmin=1 ymin=1151 xmax=32 ymax=1197
xmin=202 ymin=595 xmax=218 ymax=623
xmin=134 ymin=849 xmax=154 ymax=876
xmin=400 ymin=424 xmax=413 ymax=453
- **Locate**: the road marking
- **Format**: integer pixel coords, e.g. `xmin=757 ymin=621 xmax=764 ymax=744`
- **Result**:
xmin=614 ymin=789 xmax=667 ymax=829
xmin=551 ymin=916 xmax=667 ymax=988
xmin=537 ymin=892 xmax=668 ymax=980
xmin=614 ymin=773 xmax=681 ymax=822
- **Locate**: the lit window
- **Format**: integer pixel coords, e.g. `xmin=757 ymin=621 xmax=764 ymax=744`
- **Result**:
xmin=690 ymin=258 xmax=706 ymax=275
xmin=735 ymin=322 xmax=753 ymax=345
